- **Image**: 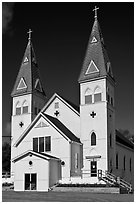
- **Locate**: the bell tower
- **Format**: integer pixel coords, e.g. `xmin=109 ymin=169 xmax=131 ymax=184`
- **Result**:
xmin=78 ymin=7 xmax=115 ymax=181
xmin=11 ymin=29 xmax=46 ymax=176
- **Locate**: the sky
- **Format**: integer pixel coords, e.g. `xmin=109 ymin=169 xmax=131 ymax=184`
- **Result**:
xmin=2 ymin=2 xmax=134 ymax=136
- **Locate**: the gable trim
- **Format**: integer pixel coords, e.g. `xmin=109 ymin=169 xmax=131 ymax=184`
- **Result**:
xmin=41 ymin=93 xmax=80 ymax=116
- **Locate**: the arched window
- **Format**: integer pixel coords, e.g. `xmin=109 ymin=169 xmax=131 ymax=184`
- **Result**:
xmin=16 ymin=101 xmax=21 ymax=115
xmin=22 ymin=100 xmax=28 ymax=114
xmin=85 ymin=88 xmax=92 ymax=104
xmin=94 ymin=87 xmax=102 ymax=102
xmin=123 ymin=156 xmax=126 ymax=171
xmin=91 ymin=132 xmax=96 ymax=146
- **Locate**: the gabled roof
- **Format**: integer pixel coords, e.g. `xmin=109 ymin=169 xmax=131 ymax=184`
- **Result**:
xmin=15 ymin=111 xmax=81 ymax=147
xmin=12 ymin=150 xmax=60 ymax=163
xmin=42 ymin=93 xmax=80 ymax=116
xmin=78 ymin=17 xmax=114 ymax=83
xmin=11 ymin=38 xmax=46 ymax=98
xmin=116 ymin=130 xmax=134 ymax=150
xmin=42 ymin=113 xmax=81 ymax=143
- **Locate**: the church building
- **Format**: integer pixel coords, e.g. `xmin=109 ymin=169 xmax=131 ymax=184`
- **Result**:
xmin=11 ymin=7 xmax=134 ymax=191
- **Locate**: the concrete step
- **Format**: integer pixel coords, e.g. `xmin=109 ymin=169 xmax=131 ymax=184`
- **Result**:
xmin=52 ymin=186 xmax=120 ymax=194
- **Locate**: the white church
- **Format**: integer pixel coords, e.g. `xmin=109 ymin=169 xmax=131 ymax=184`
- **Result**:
xmin=10 ymin=7 xmax=134 ymax=191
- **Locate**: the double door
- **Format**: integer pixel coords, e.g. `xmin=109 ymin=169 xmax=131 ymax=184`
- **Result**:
xmin=25 ymin=173 xmax=37 ymax=190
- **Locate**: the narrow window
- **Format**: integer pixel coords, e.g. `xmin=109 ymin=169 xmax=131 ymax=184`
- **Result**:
xmin=111 ymin=97 xmax=113 ymax=106
xmin=33 ymin=138 xmax=38 ymax=152
xmin=39 ymin=137 xmax=44 ymax=152
xmin=22 ymin=100 xmax=28 ymax=114
xmin=16 ymin=102 xmax=21 ymax=115
xmin=107 ymin=94 xmax=110 ymax=103
xmin=94 ymin=93 xmax=101 ymax=102
xmin=85 ymin=88 xmax=92 ymax=104
xmin=116 ymin=153 xmax=118 ymax=169
xmin=55 ymin=102 xmax=59 ymax=109
xmin=45 ymin=136 xmax=51 ymax=151
xmin=85 ymin=95 xmax=92 ymax=104
xmin=130 ymin=158 xmax=131 ymax=172
xmin=91 ymin=132 xmax=96 ymax=146
xmin=75 ymin=153 xmax=78 ymax=169
xmin=124 ymin=156 xmax=126 ymax=171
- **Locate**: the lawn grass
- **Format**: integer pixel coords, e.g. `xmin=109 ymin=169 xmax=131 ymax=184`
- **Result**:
xmin=2 ymin=191 xmax=134 ymax=202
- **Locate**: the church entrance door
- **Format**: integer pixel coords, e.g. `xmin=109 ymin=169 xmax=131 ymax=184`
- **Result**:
xmin=25 ymin=173 xmax=37 ymax=190
xmin=91 ymin=161 xmax=97 ymax=177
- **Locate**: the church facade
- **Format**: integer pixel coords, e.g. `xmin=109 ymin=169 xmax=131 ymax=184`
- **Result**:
xmin=11 ymin=8 xmax=134 ymax=191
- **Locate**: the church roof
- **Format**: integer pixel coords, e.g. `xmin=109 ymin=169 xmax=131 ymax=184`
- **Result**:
xmin=12 ymin=150 xmax=60 ymax=163
xmin=11 ymin=32 xmax=46 ymax=98
xmin=42 ymin=113 xmax=81 ymax=143
xmin=116 ymin=130 xmax=134 ymax=150
xmin=78 ymin=16 xmax=114 ymax=83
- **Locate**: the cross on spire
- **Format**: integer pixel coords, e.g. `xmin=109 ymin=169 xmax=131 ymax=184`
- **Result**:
xmin=27 ymin=29 xmax=32 ymax=41
xmin=93 ymin=6 xmax=99 ymax=19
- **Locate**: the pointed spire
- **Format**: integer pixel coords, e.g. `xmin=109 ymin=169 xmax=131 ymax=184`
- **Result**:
xmin=11 ymin=30 xmax=46 ymax=98
xmin=78 ymin=7 xmax=114 ymax=83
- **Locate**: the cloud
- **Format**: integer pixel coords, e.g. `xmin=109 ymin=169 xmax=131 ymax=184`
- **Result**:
xmin=2 ymin=2 xmax=15 ymax=34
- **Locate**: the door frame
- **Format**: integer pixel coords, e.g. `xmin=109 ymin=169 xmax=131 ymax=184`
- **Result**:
xmin=24 ymin=173 xmax=37 ymax=191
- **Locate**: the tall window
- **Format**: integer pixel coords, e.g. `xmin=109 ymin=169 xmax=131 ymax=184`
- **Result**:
xmin=91 ymin=132 xmax=96 ymax=146
xmin=33 ymin=136 xmax=51 ymax=152
xmin=45 ymin=136 xmax=51 ymax=151
xmin=55 ymin=102 xmax=59 ymax=109
xmin=22 ymin=100 xmax=28 ymax=114
xmin=39 ymin=137 xmax=44 ymax=152
xmin=85 ymin=88 xmax=92 ymax=104
xmin=33 ymin=138 xmax=38 ymax=152
xmin=116 ymin=153 xmax=118 ymax=169
xmin=16 ymin=101 xmax=21 ymax=115
xmin=123 ymin=156 xmax=126 ymax=171
xmin=75 ymin=153 xmax=78 ymax=169
xmin=94 ymin=87 xmax=102 ymax=103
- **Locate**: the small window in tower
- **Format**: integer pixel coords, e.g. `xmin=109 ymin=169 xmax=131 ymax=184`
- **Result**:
xmin=91 ymin=36 xmax=97 ymax=43
xmin=107 ymin=94 xmax=110 ymax=103
xmin=16 ymin=101 xmax=21 ymax=115
xmin=111 ymin=97 xmax=113 ymax=106
xmin=86 ymin=60 xmax=99 ymax=75
xmin=91 ymin=132 xmax=96 ymax=146
xmin=22 ymin=100 xmax=28 ymax=114
xmin=94 ymin=93 xmax=101 ymax=102
xmin=85 ymin=95 xmax=92 ymax=104
xmin=55 ymin=102 xmax=59 ymax=109
xmin=85 ymin=88 xmax=92 ymax=104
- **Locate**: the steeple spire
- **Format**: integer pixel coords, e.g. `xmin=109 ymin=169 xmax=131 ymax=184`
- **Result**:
xmin=78 ymin=7 xmax=114 ymax=83
xmin=11 ymin=30 xmax=46 ymax=98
